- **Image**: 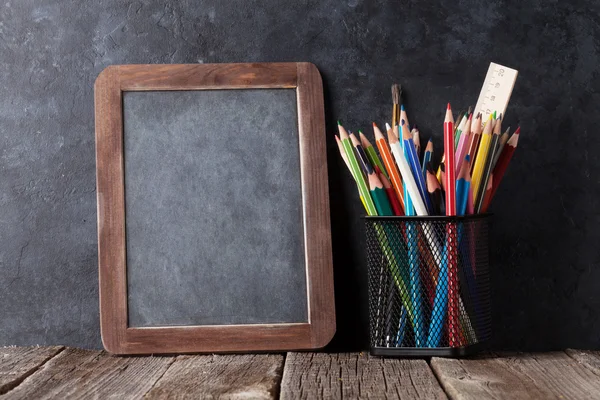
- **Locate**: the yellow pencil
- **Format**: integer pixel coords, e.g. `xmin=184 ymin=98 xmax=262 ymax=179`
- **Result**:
xmin=471 ymin=114 xmax=495 ymax=200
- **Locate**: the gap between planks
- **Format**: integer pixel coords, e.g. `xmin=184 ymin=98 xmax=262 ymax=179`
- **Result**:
xmin=0 ymin=347 xmax=285 ymax=399
xmin=431 ymin=350 xmax=600 ymax=400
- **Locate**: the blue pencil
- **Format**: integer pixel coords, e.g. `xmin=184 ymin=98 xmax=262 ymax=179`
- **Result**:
xmin=422 ymin=139 xmax=433 ymax=178
xmin=399 ymin=121 xmax=425 ymax=346
xmin=401 ymin=121 xmax=433 ymax=215
xmin=456 ymin=155 xmax=471 ymax=216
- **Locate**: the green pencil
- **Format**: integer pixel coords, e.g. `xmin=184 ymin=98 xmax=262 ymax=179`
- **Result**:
xmin=338 ymin=122 xmax=378 ymax=216
xmin=359 ymin=130 xmax=387 ymax=178
xmin=369 ymin=173 xmax=393 ymax=216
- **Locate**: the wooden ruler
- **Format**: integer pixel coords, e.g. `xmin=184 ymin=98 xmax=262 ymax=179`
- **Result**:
xmin=473 ymin=62 xmax=518 ymax=125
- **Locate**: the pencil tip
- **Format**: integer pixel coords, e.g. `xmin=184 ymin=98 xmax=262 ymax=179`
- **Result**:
xmin=337 ymin=120 xmax=342 ymax=126
xmin=385 ymin=122 xmax=392 ymax=130
xmin=372 ymin=122 xmax=376 ymax=127
xmin=515 ymin=126 xmax=521 ymax=134
xmin=413 ymin=124 xmax=418 ymax=130
xmin=447 ymin=103 xmax=451 ymax=110
xmin=401 ymin=104 xmax=405 ymax=111
xmin=358 ymin=130 xmax=363 ymax=134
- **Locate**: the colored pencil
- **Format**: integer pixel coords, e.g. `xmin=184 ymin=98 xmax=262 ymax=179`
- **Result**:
xmin=456 ymin=155 xmax=471 ymax=216
xmin=336 ymin=135 xmax=368 ymax=212
xmin=426 ymin=163 xmax=444 ymax=215
xmin=488 ymin=126 xmax=520 ymax=204
xmin=396 ymin=123 xmax=414 ymax=217
xmin=400 ymin=104 xmax=410 ymax=130
xmin=392 ymin=84 xmax=401 ymax=127
xmin=466 ymin=184 xmax=474 ymax=215
xmin=439 ymin=162 xmax=446 ymax=192
xmin=338 ymin=122 xmax=377 ymax=216
xmin=455 ymin=113 xmax=472 ymax=173
xmin=369 ymin=170 xmax=393 ymax=217
xmin=454 ymin=112 xmax=468 ymax=148
xmin=491 ymin=126 xmax=511 ymax=169
xmin=471 ymin=114 xmax=494 ymax=203
xmin=474 ymin=117 xmax=501 ymax=212
xmin=480 ymin=173 xmax=494 ymax=213
xmin=402 ymin=121 xmax=432 ymax=214
xmin=386 ymin=123 xmax=428 ymax=216
xmin=412 ymin=126 xmax=421 ymax=156
xmin=375 ymin=166 xmax=403 ymax=216
xmin=373 ymin=122 xmax=405 ymax=213
xmin=444 ymin=103 xmax=460 ymax=347
xmin=466 ymin=112 xmax=482 ymax=173
xmin=444 ymin=104 xmax=456 ymax=215
xmin=350 ymin=132 xmax=372 ymax=176
xmin=422 ymin=139 xmax=433 ymax=177
xmin=360 ymin=131 xmax=387 ymax=178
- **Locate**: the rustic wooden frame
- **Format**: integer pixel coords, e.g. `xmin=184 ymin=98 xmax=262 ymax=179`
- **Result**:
xmin=94 ymin=63 xmax=335 ymax=355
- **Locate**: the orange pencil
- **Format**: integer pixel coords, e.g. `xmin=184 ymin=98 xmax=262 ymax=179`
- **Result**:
xmin=373 ymin=122 xmax=405 ymax=213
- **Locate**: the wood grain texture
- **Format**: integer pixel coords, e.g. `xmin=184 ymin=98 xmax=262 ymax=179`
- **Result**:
xmin=296 ymin=62 xmax=336 ymax=348
xmin=118 ymin=63 xmax=298 ymax=90
xmin=1 ymin=348 xmax=173 ymax=399
xmin=95 ymin=65 xmax=128 ymax=354
xmin=566 ymin=349 xmax=600 ymax=376
xmin=280 ymin=352 xmax=447 ymax=399
xmin=432 ymin=352 xmax=600 ymax=399
xmin=95 ymin=62 xmax=334 ymax=354
xmin=0 ymin=346 xmax=63 ymax=395
xmin=145 ymin=353 xmax=284 ymax=399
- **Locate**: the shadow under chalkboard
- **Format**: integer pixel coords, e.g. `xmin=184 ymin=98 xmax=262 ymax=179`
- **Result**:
xmin=123 ymin=89 xmax=308 ymax=327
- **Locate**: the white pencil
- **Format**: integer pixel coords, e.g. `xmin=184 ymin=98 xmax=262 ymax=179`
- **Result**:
xmin=385 ymin=123 xmax=428 ymax=216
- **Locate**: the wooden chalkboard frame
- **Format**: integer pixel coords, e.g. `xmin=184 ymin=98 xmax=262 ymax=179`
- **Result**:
xmin=94 ymin=63 xmax=335 ymax=354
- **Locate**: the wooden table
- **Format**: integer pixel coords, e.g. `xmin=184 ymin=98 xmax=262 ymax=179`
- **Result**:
xmin=1 ymin=347 xmax=599 ymax=399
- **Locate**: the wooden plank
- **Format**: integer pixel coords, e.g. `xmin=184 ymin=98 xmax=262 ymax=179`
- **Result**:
xmin=432 ymin=352 xmax=600 ymax=399
xmin=280 ymin=352 xmax=447 ymax=399
xmin=0 ymin=346 xmax=63 ymax=395
xmin=1 ymin=348 xmax=173 ymax=399
xmin=145 ymin=353 xmax=284 ymax=399
xmin=566 ymin=349 xmax=600 ymax=376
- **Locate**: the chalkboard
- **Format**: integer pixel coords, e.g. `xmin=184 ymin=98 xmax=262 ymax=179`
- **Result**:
xmin=123 ymin=89 xmax=308 ymax=327
xmin=95 ymin=63 xmax=335 ymax=354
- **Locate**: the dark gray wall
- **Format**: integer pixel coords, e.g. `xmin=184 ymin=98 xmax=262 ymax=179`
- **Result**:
xmin=1 ymin=0 xmax=598 ymax=351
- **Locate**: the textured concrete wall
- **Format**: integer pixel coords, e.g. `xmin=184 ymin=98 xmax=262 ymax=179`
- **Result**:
xmin=1 ymin=0 xmax=598 ymax=350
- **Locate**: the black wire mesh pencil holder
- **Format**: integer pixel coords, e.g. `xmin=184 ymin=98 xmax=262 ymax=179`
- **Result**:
xmin=366 ymin=214 xmax=491 ymax=357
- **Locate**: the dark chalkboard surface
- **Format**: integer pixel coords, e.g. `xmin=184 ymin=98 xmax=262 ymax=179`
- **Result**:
xmin=123 ymin=89 xmax=308 ymax=327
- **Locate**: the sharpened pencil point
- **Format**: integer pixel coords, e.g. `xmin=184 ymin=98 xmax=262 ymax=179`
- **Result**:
xmin=372 ymin=122 xmax=376 ymax=127
xmin=401 ymin=104 xmax=405 ymax=111
xmin=447 ymin=103 xmax=451 ymax=110
xmin=337 ymin=120 xmax=341 ymax=126
xmin=385 ymin=123 xmax=392 ymax=131
xmin=514 ymin=126 xmax=521 ymax=135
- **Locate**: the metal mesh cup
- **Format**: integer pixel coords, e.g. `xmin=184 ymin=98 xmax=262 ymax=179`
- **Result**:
xmin=365 ymin=214 xmax=491 ymax=357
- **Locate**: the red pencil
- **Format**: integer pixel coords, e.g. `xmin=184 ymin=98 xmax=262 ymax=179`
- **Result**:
xmin=488 ymin=127 xmax=520 ymax=203
xmin=444 ymin=104 xmax=456 ymax=215
xmin=444 ymin=103 xmax=460 ymax=347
